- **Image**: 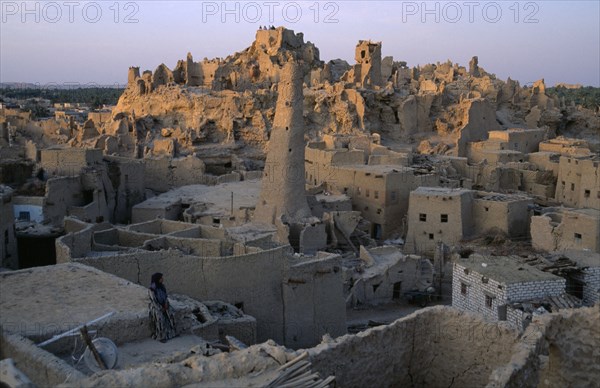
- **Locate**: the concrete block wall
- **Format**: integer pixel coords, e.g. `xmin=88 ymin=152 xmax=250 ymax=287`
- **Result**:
xmin=452 ymin=262 xmax=508 ymax=322
xmin=453 ymin=262 xmax=566 ymax=328
xmin=506 ymin=305 xmax=527 ymax=330
xmin=582 ymin=267 xmax=600 ymax=306
xmin=505 ymin=279 xmax=565 ymax=302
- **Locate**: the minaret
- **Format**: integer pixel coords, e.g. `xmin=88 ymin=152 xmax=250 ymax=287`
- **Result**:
xmin=254 ymin=60 xmax=312 ymax=226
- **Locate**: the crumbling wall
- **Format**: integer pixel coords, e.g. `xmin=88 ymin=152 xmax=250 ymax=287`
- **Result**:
xmin=144 ymin=235 xmax=223 ymax=257
xmin=105 ymin=156 xmax=146 ymax=224
xmin=308 ymin=306 xmax=518 ymax=388
xmin=0 ymin=330 xmax=85 ymax=387
xmin=40 ymin=148 xmax=103 ymax=177
xmin=531 ymin=209 xmax=600 ymax=253
xmin=283 ymin=254 xmax=346 ymax=349
xmin=555 ymin=156 xmax=600 ymax=210
xmin=74 ymin=246 xmax=289 ymax=343
xmin=488 ymin=307 xmax=600 ymax=387
xmin=455 ymin=98 xmax=501 ymax=157
xmin=43 ymin=176 xmax=84 ymax=225
xmin=55 ymin=221 xmax=112 ymax=262
xmin=143 ymin=156 xmax=206 ymax=193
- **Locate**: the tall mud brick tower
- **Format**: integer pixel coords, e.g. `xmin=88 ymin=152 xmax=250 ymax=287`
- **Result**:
xmin=254 ymin=60 xmax=325 ymax=253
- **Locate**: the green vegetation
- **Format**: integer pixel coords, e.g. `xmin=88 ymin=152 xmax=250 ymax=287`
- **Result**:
xmin=546 ymin=86 xmax=600 ymax=110
xmin=0 ymin=87 xmax=125 ymax=109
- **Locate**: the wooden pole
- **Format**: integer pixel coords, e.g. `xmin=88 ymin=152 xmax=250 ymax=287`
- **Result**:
xmin=80 ymin=326 xmax=107 ymax=370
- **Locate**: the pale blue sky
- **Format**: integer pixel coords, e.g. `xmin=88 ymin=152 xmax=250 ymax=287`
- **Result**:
xmin=1 ymin=1 xmax=599 ymax=86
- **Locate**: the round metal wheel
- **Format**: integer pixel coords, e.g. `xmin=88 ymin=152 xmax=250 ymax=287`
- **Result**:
xmin=83 ymin=337 xmax=118 ymax=372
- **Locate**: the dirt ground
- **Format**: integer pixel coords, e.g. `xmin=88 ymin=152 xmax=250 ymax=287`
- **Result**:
xmin=60 ymin=334 xmax=208 ymax=375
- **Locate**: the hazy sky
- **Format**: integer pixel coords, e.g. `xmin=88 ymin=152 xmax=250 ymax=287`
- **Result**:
xmin=1 ymin=1 xmax=599 ymax=86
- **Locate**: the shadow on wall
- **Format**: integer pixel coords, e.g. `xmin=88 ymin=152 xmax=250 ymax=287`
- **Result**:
xmin=307 ymin=306 xmax=519 ymax=388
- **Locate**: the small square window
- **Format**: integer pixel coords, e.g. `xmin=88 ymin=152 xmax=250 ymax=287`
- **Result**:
xmin=584 ymin=190 xmax=590 ymax=198
xmin=18 ymin=211 xmax=30 ymax=221
xmin=428 ymin=233 xmax=434 ymax=240
xmin=419 ymin=213 xmax=427 ymax=222
xmin=484 ymin=207 xmax=489 ymax=212
xmin=574 ymin=233 xmax=582 ymax=240
xmin=571 ymin=183 xmax=575 ymax=191
xmin=441 ymin=214 xmax=448 ymax=223
xmin=485 ymin=295 xmax=493 ymax=308
xmin=561 ymin=181 xmax=565 ymax=186
xmin=461 ymin=283 xmax=467 ymax=295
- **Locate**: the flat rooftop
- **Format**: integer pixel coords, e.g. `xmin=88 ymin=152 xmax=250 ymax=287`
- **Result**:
xmin=0 ymin=263 xmax=148 ymax=338
xmin=337 ymin=164 xmax=415 ymax=175
xmin=503 ymin=128 xmax=545 ymax=133
xmin=457 ymin=255 xmax=562 ymax=284
xmin=475 ymin=192 xmax=531 ymax=202
xmin=482 ymin=150 xmax=523 ymax=155
xmin=565 ymin=208 xmax=600 ymax=218
xmin=136 ymin=179 xmax=262 ymax=216
xmin=412 ymin=187 xmax=471 ymax=197
xmin=315 ymin=193 xmax=351 ymax=203
xmin=558 ymin=249 xmax=600 ymax=268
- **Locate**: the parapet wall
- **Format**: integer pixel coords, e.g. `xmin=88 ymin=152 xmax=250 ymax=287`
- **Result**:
xmin=0 ymin=330 xmax=85 ymax=387
xmin=488 ymin=306 xmax=600 ymax=387
xmin=307 ymin=306 xmax=518 ymax=387
xmin=72 ymin=246 xmax=289 ymax=343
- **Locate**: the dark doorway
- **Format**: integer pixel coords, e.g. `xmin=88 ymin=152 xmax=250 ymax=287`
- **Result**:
xmin=371 ymin=223 xmax=382 ymax=239
xmin=498 ymin=305 xmax=508 ymax=321
xmin=393 ymin=282 xmax=402 ymax=299
xmin=82 ymin=189 xmax=94 ymax=205
xmin=566 ymin=275 xmax=584 ymax=300
xmin=17 ymin=234 xmax=58 ymax=268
